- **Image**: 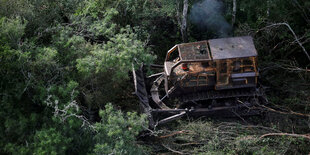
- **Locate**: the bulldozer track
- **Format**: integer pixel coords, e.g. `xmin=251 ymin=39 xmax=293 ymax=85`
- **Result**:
xmin=179 ymin=88 xmax=259 ymax=103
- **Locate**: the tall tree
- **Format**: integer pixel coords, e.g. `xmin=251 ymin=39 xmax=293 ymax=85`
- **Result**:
xmin=232 ymin=0 xmax=237 ymax=27
xmin=177 ymin=0 xmax=189 ymax=43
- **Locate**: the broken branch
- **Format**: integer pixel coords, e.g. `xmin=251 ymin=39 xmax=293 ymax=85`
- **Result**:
xmin=260 ymin=104 xmax=310 ymax=117
xmin=260 ymin=133 xmax=310 ymax=140
xmin=162 ymin=144 xmax=185 ymax=154
xmin=159 ymin=130 xmax=192 ymax=139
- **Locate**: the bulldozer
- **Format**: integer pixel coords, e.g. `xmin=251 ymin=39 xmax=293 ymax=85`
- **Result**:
xmin=133 ymin=36 xmax=265 ymax=127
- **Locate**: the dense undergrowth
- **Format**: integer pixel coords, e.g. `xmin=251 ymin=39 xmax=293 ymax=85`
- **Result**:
xmin=0 ymin=0 xmax=309 ymax=154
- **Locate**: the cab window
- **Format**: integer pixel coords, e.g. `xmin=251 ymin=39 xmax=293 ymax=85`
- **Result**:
xmin=232 ymin=60 xmax=241 ymax=73
xmin=243 ymin=59 xmax=253 ymax=65
xmin=167 ymin=49 xmax=179 ymax=62
xmin=220 ymin=62 xmax=227 ymax=73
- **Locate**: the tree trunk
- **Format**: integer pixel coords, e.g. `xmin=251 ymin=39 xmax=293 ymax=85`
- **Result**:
xmin=176 ymin=0 xmax=182 ymax=28
xmin=232 ymin=0 xmax=237 ymax=26
xmin=181 ymin=0 xmax=188 ymax=43
xmin=267 ymin=0 xmax=270 ymax=17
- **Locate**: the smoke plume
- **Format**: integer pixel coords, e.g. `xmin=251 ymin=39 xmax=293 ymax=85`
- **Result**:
xmin=189 ymin=0 xmax=232 ymax=37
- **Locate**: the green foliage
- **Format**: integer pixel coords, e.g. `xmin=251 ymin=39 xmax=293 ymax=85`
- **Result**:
xmin=32 ymin=128 xmax=72 ymax=155
xmin=0 ymin=17 xmax=26 ymax=49
xmin=93 ymin=103 xmax=148 ymax=154
xmin=0 ymin=1 xmax=155 ymax=154
xmin=0 ymin=17 xmax=29 ymax=99
xmin=77 ymin=26 xmax=155 ymax=81
xmin=88 ymin=8 xmax=118 ymax=37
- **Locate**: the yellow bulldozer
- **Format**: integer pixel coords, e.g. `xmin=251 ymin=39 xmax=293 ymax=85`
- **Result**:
xmin=133 ymin=36 xmax=265 ymax=127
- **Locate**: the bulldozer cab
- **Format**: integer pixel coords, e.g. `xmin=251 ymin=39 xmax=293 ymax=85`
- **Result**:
xmin=164 ymin=41 xmax=215 ymax=90
xmin=164 ymin=41 xmax=211 ymax=75
xmin=164 ymin=36 xmax=258 ymax=91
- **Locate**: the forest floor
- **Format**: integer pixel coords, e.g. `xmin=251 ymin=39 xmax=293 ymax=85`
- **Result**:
xmin=138 ymin=110 xmax=310 ymax=154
